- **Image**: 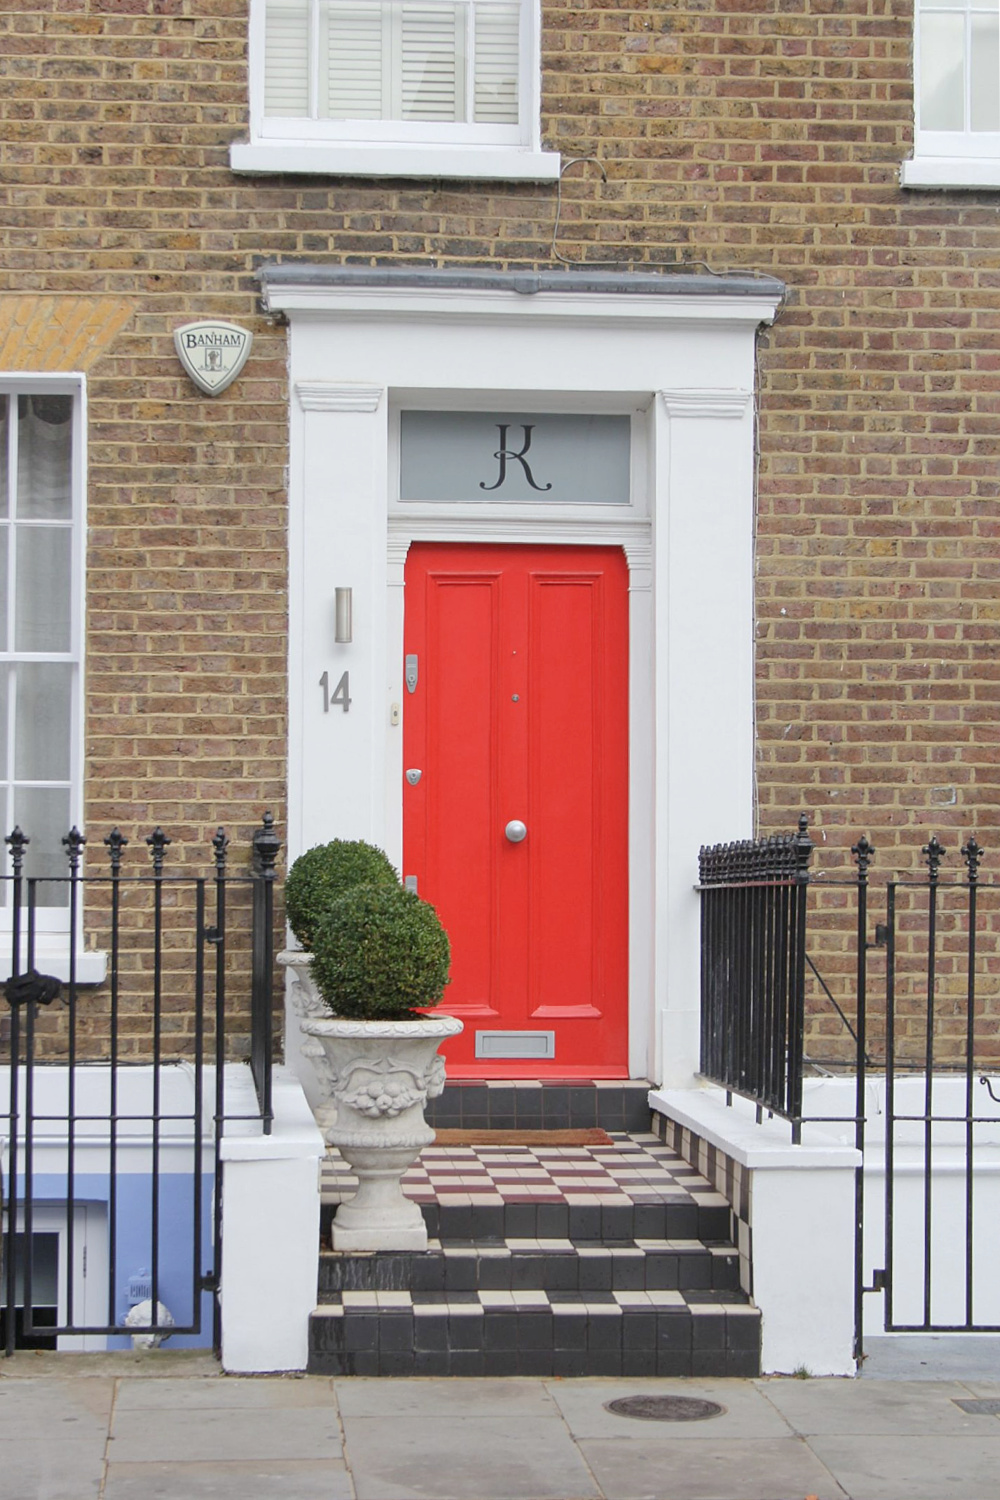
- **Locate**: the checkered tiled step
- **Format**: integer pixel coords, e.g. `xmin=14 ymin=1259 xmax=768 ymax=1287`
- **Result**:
xmin=308 ymin=1297 xmax=761 ymax=1378
xmin=318 ymin=1241 xmax=741 ymax=1296
xmin=320 ymin=1132 xmax=732 ymax=1242
xmin=312 ymin=1124 xmax=758 ymax=1376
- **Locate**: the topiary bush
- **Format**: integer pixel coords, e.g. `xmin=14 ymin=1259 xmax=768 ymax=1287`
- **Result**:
xmin=309 ymin=883 xmax=451 ymax=1020
xmin=285 ymin=838 xmax=400 ymax=948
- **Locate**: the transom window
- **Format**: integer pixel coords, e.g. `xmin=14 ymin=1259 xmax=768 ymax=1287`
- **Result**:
xmin=399 ymin=412 xmax=632 ymax=505
xmin=906 ymin=0 xmax=1000 ymax=185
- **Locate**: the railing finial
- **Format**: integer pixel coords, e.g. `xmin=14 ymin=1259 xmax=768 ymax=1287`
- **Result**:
xmin=793 ymin=814 xmax=813 ymax=882
xmin=62 ymin=827 xmax=86 ymax=873
xmin=5 ymin=826 xmax=28 ymax=876
xmin=146 ymin=826 xmax=171 ymax=876
xmin=252 ymin=811 xmax=281 ymax=877
xmin=852 ymin=834 xmax=875 ymax=882
xmin=962 ymin=835 xmax=984 ymax=885
xmin=922 ymin=834 xmax=946 ymax=883
xmin=104 ymin=827 xmax=128 ymax=874
xmin=212 ymin=826 xmax=229 ymax=874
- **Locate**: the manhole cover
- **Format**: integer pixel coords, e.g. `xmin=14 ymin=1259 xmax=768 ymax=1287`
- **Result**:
xmin=604 ymin=1395 xmax=726 ymax=1423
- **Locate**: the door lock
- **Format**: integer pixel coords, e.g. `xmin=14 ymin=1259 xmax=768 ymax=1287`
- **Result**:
xmin=406 ymin=769 xmax=422 ymax=786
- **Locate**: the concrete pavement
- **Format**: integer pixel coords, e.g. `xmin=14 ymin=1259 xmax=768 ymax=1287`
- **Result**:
xmin=2 ymin=1353 xmax=1000 ymax=1500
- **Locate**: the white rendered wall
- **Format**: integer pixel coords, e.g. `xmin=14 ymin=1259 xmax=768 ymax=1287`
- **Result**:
xmin=269 ymin=279 xmax=780 ymax=1088
xmin=219 ymin=1066 xmax=325 ymax=1372
xmin=797 ymin=1075 xmax=1000 ymax=1335
xmin=751 ymin=1164 xmax=856 ymax=1376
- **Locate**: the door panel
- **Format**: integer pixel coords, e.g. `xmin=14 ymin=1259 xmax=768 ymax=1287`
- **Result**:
xmin=409 ymin=568 xmax=501 ymax=1017
xmin=403 ymin=543 xmax=628 ymax=1076
xmin=529 ymin=573 xmax=600 ymax=1020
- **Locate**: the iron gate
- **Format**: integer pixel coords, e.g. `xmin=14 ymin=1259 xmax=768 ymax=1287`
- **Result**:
xmin=1 ymin=815 xmax=279 ymax=1355
xmin=698 ymin=819 xmax=1000 ymax=1359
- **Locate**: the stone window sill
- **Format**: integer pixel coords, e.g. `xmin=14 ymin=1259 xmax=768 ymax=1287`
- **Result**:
xmin=9 ymin=938 xmax=108 ymax=985
xmin=229 ymin=141 xmax=561 ymax=182
xmin=902 ymin=156 xmax=1000 ymax=190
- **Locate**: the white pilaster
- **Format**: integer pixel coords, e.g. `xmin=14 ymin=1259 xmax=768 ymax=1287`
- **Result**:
xmin=219 ymin=1067 xmax=325 ymax=1373
xmin=655 ymin=389 xmax=755 ymax=1087
xmin=289 ymin=380 xmax=388 ymax=860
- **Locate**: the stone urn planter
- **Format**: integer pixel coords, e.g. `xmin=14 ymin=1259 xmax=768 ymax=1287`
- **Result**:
xmin=302 ymin=1014 xmax=463 ymax=1251
xmin=280 ymin=948 xmax=339 ymax=1099
xmin=279 ymin=840 xmax=461 ymax=1253
xmin=280 ymin=952 xmax=461 ymax=1249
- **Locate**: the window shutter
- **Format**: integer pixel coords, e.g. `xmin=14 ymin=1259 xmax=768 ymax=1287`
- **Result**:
xmin=398 ymin=5 xmax=464 ymax=122
xmin=473 ymin=2 xmax=519 ymax=125
xmin=262 ymin=0 xmax=525 ymax=128
xmin=324 ymin=2 xmax=386 ymax=119
xmin=264 ymin=0 xmax=310 ymax=116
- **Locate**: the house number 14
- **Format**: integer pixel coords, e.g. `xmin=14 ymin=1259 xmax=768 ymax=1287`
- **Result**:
xmin=320 ymin=670 xmax=352 ymax=713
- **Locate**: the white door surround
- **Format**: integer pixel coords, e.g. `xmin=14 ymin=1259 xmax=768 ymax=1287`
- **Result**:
xmin=261 ymin=267 xmax=785 ymax=1088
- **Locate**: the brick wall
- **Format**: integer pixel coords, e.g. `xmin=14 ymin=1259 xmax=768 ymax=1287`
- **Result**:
xmin=1 ymin=0 xmax=998 ymax=1055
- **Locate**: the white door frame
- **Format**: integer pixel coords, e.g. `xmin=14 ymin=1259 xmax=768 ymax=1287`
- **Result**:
xmin=264 ymin=269 xmax=783 ymax=1087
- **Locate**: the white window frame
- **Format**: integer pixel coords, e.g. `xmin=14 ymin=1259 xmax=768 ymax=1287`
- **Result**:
xmin=230 ymin=0 xmax=560 ymax=179
xmin=904 ymin=0 xmax=1000 ymax=188
xmin=0 ymin=375 xmax=102 ymax=983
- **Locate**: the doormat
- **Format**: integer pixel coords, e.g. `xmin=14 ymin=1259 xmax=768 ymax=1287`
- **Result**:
xmin=432 ymin=1128 xmax=614 ymax=1146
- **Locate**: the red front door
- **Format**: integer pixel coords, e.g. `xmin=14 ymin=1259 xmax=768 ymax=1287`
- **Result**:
xmin=403 ymin=543 xmax=629 ymax=1077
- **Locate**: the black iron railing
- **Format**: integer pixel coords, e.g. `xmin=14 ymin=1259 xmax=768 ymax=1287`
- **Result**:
xmin=698 ymin=815 xmax=814 ymax=1141
xmin=1 ymin=815 xmax=279 ymax=1356
xmin=250 ymin=813 xmax=281 ymax=1133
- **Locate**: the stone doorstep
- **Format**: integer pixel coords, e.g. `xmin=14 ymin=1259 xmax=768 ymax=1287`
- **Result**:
xmin=307 ymin=1299 xmax=762 ymax=1378
xmin=424 ymin=1079 xmax=655 ymax=1133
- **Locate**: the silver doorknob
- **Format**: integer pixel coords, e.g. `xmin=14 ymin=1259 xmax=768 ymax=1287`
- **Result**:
xmin=505 ymin=820 xmax=527 ymax=843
